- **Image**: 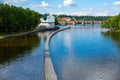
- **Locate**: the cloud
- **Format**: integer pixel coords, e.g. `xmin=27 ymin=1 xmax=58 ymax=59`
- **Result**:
xmin=40 ymin=1 xmax=49 ymax=7
xmin=4 ymin=0 xmax=27 ymax=4
xmin=53 ymin=8 xmax=120 ymax=16
xmin=103 ymin=3 xmax=109 ymax=6
xmin=114 ymin=0 xmax=120 ymax=5
xmin=89 ymin=8 xmax=93 ymax=10
xmin=64 ymin=0 xmax=77 ymax=7
xmin=58 ymin=4 xmax=62 ymax=8
xmin=29 ymin=4 xmax=40 ymax=9
xmin=28 ymin=1 xmax=49 ymax=9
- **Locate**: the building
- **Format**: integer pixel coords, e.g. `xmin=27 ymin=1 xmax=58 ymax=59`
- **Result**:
xmin=57 ymin=17 xmax=76 ymax=26
xmin=38 ymin=15 xmax=55 ymax=28
xmin=46 ymin=15 xmax=55 ymax=27
xmin=57 ymin=17 xmax=71 ymax=25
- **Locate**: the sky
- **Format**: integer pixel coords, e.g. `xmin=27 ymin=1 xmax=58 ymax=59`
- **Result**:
xmin=1 ymin=0 xmax=120 ymax=16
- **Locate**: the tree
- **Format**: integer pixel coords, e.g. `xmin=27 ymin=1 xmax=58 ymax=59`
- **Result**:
xmin=101 ymin=13 xmax=120 ymax=30
xmin=0 ymin=4 xmax=41 ymax=33
xmin=55 ymin=17 xmax=58 ymax=25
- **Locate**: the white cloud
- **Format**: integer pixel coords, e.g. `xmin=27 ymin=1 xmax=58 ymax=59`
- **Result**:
xmin=90 ymin=8 xmax=93 ymax=10
xmin=29 ymin=4 xmax=40 ymax=8
xmin=28 ymin=1 xmax=49 ymax=9
xmin=114 ymin=0 xmax=120 ymax=5
xmin=58 ymin=4 xmax=62 ymax=8
xmin=53 ymin=8 xmax=120 ymax=16
xmin=4 ymin=0 xmax=27 ymax=4
xmin=64 ymin=0 xmax=76 ymax=7
xmin=104 ymin=3 xmax=109 ymax=6
xmin=40 ymin=1 xmax=49 ymax=7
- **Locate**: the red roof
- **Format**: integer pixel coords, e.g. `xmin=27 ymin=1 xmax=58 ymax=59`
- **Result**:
xmin=57 ymin=18 xmax=71 ymax=21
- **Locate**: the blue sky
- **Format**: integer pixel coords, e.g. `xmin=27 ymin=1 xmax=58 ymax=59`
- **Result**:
xmin=2 ymin=0 xmax=120 ymax=16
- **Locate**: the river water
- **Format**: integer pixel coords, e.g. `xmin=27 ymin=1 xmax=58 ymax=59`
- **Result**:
xmin=50 ymin=24 xmax=120 ymax=80
xmin=0 ymin=24 xmax=120 ymax=80
xmin=0 ymin=32 xmax=50 ymax=80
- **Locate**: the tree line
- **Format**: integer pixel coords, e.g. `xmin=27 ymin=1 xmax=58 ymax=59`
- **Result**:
xmin=101 ymin=13 xmax=120 ymax=30
xmin=0 ymin=4 xmax=41 ymax=33
xmin=58 ymin=15 xmax=112 ymax=21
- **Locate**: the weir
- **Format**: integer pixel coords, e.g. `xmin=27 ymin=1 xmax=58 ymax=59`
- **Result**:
xmin=44 ymin=27 xmax=71 ymax=80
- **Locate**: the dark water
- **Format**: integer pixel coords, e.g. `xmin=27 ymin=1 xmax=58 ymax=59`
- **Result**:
xmin=50 ymin=25 xmax=120 ymax=80
xmin=0 ymin=32 xmax=50 ymax=80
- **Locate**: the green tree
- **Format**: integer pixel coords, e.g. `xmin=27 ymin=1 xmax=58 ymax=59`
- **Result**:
xmin=55 ymin=17 xmax=58 ymax=25
xmin=0 ymin=4 xmax=41 ymax=33
xmin=101 ymin=13 xmax=120 ymax=30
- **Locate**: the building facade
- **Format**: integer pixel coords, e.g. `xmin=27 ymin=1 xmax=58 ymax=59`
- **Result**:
xmin=38 ymin=15 xmax=55 ymax=28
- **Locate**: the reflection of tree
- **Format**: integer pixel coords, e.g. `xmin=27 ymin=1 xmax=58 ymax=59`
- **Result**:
xmin=0 ymin=34 xmax=40 ymax=47
xmin=101 ymin=31 xmax=120 ymax=47
xmin=0 ymin=34 xmax=40 ymax=64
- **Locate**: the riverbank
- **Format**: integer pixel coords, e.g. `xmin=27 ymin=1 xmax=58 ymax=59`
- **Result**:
xmin=114 ymin=29 xmax=120 ymax=32
xmin=0 ymin=32 xmax=27 ymax=38
xmin=0 ymin=30 xmax=37 ymax=39
xmin=105 ymin=29 xmax=120 ymax=33
xmin=0 ymin=27 xmax=60 ymax=39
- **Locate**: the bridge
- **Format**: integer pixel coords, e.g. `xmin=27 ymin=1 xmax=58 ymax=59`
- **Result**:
xmin=58 ymin=20 xmax=104 ymax=26
xmin=76 ymin=20 xmax=104 ymax=26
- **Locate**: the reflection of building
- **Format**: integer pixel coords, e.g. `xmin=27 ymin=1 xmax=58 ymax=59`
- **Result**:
xmin=38 ymin=32 xmax=50 ymax=40
xmin=38 ymin=15 xmax=55 ymax=28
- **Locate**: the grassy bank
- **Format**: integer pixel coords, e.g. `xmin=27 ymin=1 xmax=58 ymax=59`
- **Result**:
xmin=113 ymin=30 xmax=120 ymax=32
xmin=0 ymin=31 xmax=35 ymax=39
xmin=0 ymin=32 xmax=23 ymax=38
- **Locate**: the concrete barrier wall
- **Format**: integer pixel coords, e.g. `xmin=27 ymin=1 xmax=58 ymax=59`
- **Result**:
xmin=44 ymin=27 xmax=71 ymax=80
xmin=0 ymin=30 xmax=38 ymax=39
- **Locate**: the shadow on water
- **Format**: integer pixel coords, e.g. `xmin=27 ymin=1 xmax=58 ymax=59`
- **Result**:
xmin=101 ymin=31 xmax=120 ymax=48
xmin=0 ymin=34 xmax=40 ymax=64
xmin=0 ymin=31 xmax=51 ymax=80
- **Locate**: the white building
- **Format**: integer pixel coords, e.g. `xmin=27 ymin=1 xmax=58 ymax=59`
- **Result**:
xmin=38 ymin=15 xmax=55 ymax=28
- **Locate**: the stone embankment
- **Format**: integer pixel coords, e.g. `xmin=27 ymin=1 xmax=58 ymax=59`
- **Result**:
xmin=44 ymin=27 xmax=71 ymax=80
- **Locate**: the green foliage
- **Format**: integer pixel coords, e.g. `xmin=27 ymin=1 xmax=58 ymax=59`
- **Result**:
xmin=55 ymin=17 xmax=58 ymax=25
xmin=58 ymin=15 xmax=112 ymax=21
xmin=42 ymin=13 xmax=49 ymax=20
xmin=101 ymin=13 xmax=120 ymax=29
xmin=0 ymin=4 xmax=41 ymax=33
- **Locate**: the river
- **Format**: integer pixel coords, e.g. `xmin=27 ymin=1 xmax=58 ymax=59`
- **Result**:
xmin=0 ymin=24 xmax=120 ymax=80
xmin=50 ymin=24 xmax=120 ymax=80
xmin=0 ymin=32 xmax=51 ymax=80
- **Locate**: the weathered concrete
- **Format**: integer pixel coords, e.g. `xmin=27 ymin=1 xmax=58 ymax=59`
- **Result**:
xmin=44 ymin=27 xmax=71 ymax=80
xmin=0 ymin=27 xmax=59 ymax=40
xmin=0 ymin=30 xmax=38 ymax=39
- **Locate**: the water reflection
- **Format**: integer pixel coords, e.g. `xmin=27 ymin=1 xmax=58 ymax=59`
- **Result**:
xmin=0 ymin=34 xmax=41 ymax=47
xmin=0 ymin=32 xmax=50 ymax=80
xmin=0 ymin=34 xmax=40 ymax=64
xmin=50 ymin=28 xmax=120 ymax=80
xmin=102 ymin=31 xmax=120 ymax=48
xmin=38 ymin=32 xmax=50 ymax=41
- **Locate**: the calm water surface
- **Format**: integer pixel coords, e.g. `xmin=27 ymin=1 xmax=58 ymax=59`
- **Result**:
xmin=1 ymin=24 xmax=120 ymax=80
xmin=0 ymin=32 xmax=50 ymax=80
xmin=50 ymin=25 xmax=120 ymax=80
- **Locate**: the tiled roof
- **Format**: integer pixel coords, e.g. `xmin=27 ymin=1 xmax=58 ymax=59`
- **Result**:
xmin=57 ymin=18 xmax=71 ymax=21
